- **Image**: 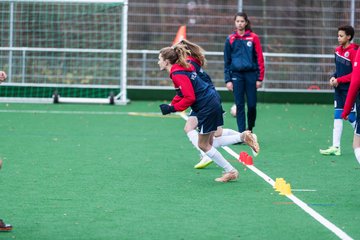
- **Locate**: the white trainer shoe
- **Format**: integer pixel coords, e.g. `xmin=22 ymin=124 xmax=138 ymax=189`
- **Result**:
xmin=194 ymin=155 xmax=213 ymax=169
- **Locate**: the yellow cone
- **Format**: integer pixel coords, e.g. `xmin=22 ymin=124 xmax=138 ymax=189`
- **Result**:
xmin=274 ymin=178 xmax=286 ymax=191
xmin=279 ymin=183 xmax=292 ymax=195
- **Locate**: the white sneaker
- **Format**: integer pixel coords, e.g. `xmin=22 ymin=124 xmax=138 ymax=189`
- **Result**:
xmin=319 ymin=146 xmax=341 ymax=156
xmin=194 ymin=155 xmax=213 ymax=169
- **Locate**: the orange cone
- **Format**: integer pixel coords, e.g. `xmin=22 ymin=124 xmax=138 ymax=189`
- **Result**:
xmin=172 ymin=25 xmax=186 ymax=45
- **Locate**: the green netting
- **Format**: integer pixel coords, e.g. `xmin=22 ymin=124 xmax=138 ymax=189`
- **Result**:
xmin=13 ymin=3 xmax=122 ymax=49
xmin=0 ymin=1 xmax=126 ymax=101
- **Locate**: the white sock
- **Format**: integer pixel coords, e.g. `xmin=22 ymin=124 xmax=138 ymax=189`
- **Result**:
xmin=187 ymin=130 xmax=206 ymax=157
xmin=206 ymin=147 xmax=234 ymax=172
xmin=333 ymin=119 xmax=343 ymax=147
xmin=354 ymin=148 xmax=360 ymax=164
xmin=221 ymin=128 xmax=239 ymax=136
xmin=350 ymin=121 xmax=356 ymax=129
xmin=213 ymin=134 xmax=241 ymax=148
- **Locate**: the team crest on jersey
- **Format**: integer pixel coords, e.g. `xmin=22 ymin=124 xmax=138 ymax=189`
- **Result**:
xmin=247 ymin=41 xmax=252 ymax=47
xmin=190 ymin=72 xmax=198 ymax=80
xmin=344 ymin=51 xmax=350 ymax=57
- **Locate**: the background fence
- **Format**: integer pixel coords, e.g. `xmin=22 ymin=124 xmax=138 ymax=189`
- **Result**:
xmin=0 ymin=0 xmax=359 ymax=100
xmin=127 ymin=50 xmax=334 ymax=91
xmin=127 ymin=0 xmax=359 ymax=53
xmin=125 ymin=0 xmax=359 ymax=92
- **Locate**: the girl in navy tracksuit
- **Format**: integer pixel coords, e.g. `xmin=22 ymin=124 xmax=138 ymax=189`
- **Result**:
xmin=224 ymin=12 xmax=265 ymax=133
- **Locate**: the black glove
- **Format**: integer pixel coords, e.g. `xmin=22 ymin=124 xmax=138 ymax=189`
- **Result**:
xmin=159 ymin=104 xmax=175 ymax=115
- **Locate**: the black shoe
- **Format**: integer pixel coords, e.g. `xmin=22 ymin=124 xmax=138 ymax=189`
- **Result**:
xmin=0 ymin=219 xmax=12 ymax=231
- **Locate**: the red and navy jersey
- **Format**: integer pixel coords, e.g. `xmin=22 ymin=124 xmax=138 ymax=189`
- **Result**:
xmin=187 ymin=56 xmax=214 ymax=88
xmin=224 ymin=30 xmax=265 ymax=83
xmin=169 ymin=63 xmax=218 ymax=113
xmin=343 ymin=50 xmax=360 ymax=117
xmin=333 ymin=43 xmax=358 ymax=90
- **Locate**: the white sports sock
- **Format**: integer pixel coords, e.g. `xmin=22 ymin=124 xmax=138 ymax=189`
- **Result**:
xmin=213 ymin=134 xmax=241 ymax=148
xmin=206 ymin=147 xmax=234 ymax=172
xmin=221 ymin=128 xmax=239 ymax=136
xmin=354 ymin=148 xmax=360 ymax=164
xmin=350 ymin=120 xmax=356 ymax=129
xmin=187 ymin=130 xmax=206 ymax=157
xmin=332 ymin=119 xmax=343 ymax=147
xmin=187 ymin=130 xmax=199 ymax=148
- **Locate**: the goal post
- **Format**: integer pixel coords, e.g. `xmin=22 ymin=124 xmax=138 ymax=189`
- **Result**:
xmin=0 ymin=0 xmax=129 ymax=105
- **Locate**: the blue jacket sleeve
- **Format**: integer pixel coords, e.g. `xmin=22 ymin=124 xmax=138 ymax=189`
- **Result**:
xmin=223 ymin=38 xmax=232 ymax=83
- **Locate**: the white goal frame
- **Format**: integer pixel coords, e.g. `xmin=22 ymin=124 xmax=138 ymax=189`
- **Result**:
xmin=0 ymin=0 xmax=129 ymax=105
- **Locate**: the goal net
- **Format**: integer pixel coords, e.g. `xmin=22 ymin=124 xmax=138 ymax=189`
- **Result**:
xmin=0 ymin=0 xmax=128 ymax=104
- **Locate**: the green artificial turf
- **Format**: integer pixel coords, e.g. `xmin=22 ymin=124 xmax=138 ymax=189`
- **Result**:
xmin=0 ymin=101 xmax=359 ymax=240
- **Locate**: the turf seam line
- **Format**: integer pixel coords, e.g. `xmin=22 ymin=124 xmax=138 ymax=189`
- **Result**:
xmin=291 ymin=189 xmax=317 ymax=192
xmin=0 ymin=109 xmax=161 ymax=116
xmin=0 ymin=109 xmax=179 ymax=118
xmin=177 ymin=112 xmax=353 ymax=240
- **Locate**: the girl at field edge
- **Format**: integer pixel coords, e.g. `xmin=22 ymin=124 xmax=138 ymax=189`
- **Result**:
xmin=224 ymin=12 xmax=265 ymax=133
xmin=320 ymin=25 xmax=357 ymax=156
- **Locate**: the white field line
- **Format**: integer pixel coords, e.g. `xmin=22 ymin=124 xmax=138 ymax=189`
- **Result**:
xmin=177 ymin=111 xmax=353 ymax=240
